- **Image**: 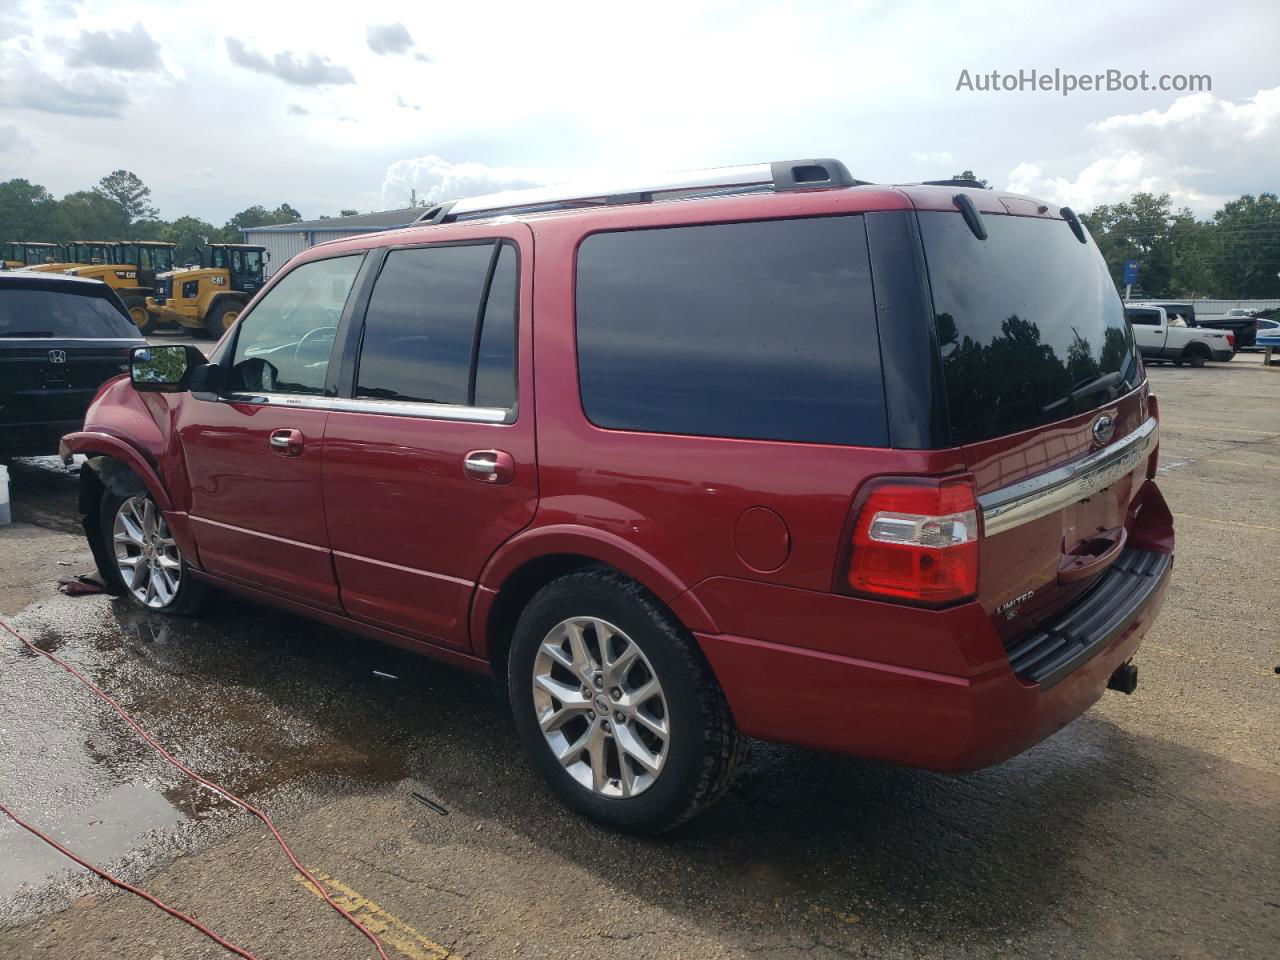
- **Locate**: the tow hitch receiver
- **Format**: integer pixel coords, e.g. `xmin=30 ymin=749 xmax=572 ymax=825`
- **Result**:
xmin=1107 ymin=661 xmax=1139 ymax=695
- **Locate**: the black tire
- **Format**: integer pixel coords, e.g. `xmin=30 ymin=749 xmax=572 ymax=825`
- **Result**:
xmin=508 ymin=568 xmax=746 ymax=833
xmin=123 ymin=295 xmax=155 ymax=335
xmin=1186 ymin=349 xmax=1207 ymax=368
xmin=204 ymin=299 xmax=244 ymax=339
xmin=99 ymin=488 xmax=209 ymax=615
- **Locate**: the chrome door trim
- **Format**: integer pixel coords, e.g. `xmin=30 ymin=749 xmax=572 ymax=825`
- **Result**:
xmin=979 ymin=417 xmax=1158 ymax=537
xmin=223 ymin=391 xmax=511 ymax=424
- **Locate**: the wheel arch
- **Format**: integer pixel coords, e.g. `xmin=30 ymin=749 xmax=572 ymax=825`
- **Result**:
xmin=1181 ymin=340 xmax=1212 ymax=359
xmin=473 ymin=526 xmax=720 ymax=677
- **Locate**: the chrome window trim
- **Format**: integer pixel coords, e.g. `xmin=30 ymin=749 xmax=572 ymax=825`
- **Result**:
xmin=222 ymin=391 xmax=510 ymax=424
xmin=979 ymin=417 xmax=1157 ymax=537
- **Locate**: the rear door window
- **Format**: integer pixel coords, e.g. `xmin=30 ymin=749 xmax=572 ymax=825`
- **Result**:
xmin=575 ymin=216 xmax=886 ymax=446
xmin=355 ymin=241 xmax=517 ymax=409
xmin=1125 ymin=308 xmax=1161 ymax=326
xmin=920 ymin=212 xmax=1142 ymax=444
xmin=0 ymin=287 xmax=137 ymax=338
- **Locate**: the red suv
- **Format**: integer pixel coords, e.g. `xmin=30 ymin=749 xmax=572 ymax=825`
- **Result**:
xmin=63 ymin=160 xmax=1174 ymax=832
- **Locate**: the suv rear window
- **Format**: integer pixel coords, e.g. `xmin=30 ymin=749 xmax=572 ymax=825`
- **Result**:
xmin=0 ymin=287 xmax=137 ymax=339
xmin=575 ymin=216 xmax=886 ymax=446
xmin=920 ymin=212 xmax=1142 ymax=445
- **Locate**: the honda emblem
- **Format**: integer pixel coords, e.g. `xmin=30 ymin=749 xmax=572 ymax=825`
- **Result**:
xmin=48 ymin=349 xmax=67 ymax=364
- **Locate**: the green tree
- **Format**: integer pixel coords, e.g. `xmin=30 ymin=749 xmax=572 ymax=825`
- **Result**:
xmin=54 ymin=191 xmax=130 ymax=239
xmin=219 ymin=203 xmax=302 ymax=241
xmin=1081 ymin=193 xmax=1177 ymax=295
xmin=0 ymin=179 xmax=61 ymax=241
xmin=1210 ymin=193 xmax=1280 ymax=298
xmin=339 ymin=208 xmax=358 ymax=216
xmin=94 ymin=170 xmax=158 ymax=223
xmin=951 ymin=170 xmax=990 ymax=188
xmin=160 ymin=216 xmax=217 ymax=265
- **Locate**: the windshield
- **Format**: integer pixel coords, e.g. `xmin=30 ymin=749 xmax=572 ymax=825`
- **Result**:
xmin=921 ymin=211 xmax=1143 ymax=445
xmin=141 ymin=246 xmax=174 ymax=272
xmin=231 ymin=249 xmax=262 ymax=276
xmin=0 ymin=288 xmax=139 ymax=338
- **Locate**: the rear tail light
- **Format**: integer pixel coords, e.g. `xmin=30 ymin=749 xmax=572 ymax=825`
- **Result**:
xmin=1227 ymin=332 xmax=1235 ymax=349
xmin=846 ymin=476 xmax=979 ymax=605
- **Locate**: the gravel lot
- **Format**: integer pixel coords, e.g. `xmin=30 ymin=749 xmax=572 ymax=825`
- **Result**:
xmin=0 ymin=353 xmax=1276 ymax=960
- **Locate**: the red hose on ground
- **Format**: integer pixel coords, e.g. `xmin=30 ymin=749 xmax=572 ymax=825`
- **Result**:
xmin=0 ymin=614 xmax=390 ymax=960
xmin=0 ymin=800 xmax=260 ymax=960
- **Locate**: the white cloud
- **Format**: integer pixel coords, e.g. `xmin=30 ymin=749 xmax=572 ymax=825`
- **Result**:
xmin=1005 ymin=86 xmax=1280 ymax=215
xmin=911 ymin=150 xmax=954 ymax=165
xmin=366 ymin=22 xmax=414 ymax=56
xmin=0 ymin=55 xmax=130 ymax=117
xmin=381 ymin=155 xmax=562 ymax=209
xmin=224 ymin=37 xmax=354 ymax=86
xmin=59 ymin=21 xmax=161 ymax=72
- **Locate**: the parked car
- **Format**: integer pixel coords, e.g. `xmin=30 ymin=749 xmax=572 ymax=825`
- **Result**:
xmin=1125 ymin=305 xmax=1235 ymax=366
xmin=62 ymin=161 xmax=1174 ymax=832
xmin=1243 ymin=317 xmax=1279 ymax=350
xmin=1138 ymin=301 xmax=1258 ymax=351
xmin=1 ymin=273 xmax=144 ymax=458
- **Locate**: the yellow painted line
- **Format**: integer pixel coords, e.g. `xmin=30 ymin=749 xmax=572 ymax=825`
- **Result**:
xmin=294 ymin=871 xmax=456 ymax=960
xmin=808 ymin=903 xmax=861 ymax=925
xmin=1172 ymin=513 xmax=1280 ymax=534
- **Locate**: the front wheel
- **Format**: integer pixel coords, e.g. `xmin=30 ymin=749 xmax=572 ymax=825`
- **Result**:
xmin=123 ymin=295 xmax=155 ymax=335
xmin=100 ymin=490 xmax=208 ymax=614
xmin=204 ymin=300 xmax=243 ymax=339
xmin=509 ymin=569 xmax=746 ymax=833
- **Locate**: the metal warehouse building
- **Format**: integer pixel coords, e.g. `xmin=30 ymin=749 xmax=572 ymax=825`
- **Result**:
xmin=242 ymin=207 xmax=420 ymax=277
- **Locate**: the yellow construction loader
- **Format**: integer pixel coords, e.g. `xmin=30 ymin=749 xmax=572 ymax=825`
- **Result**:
xmin=1 ymin=242 xmax=62 ymax=270
xmin=65 ymin=241 xmax=176 ymax=332
xmin=146 ymin=243 xmax=267 ymax=337
xmin=20 ymin=240 xmax=116 ymax=273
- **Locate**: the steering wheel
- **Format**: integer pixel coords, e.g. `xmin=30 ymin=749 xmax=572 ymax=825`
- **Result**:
xmin=294 ymin=325 xmax=337 ymax=362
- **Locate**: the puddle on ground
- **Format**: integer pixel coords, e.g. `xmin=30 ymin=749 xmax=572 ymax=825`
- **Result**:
xmin=0 ymin=588 xmax=495 ymax=916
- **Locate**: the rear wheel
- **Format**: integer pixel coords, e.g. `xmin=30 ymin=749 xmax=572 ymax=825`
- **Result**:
xmin=204 ymin=300 xmax=243 ymax=339
xmin=1184 ymin=346 xmax=1208 ymax=368
xmin=100 ymin=489 xmax=208 ymax=615
xmin=123 ymin=295 xmax=154 ymax=335
xmin=508 ymin=568 xmax=746 ymax=833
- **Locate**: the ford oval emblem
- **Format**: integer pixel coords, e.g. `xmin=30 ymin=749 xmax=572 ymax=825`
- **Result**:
xmin=1092 ymin=414 xmax=1116 ymax=445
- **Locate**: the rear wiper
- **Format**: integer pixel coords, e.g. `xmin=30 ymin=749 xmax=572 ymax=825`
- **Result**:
xmin=0 ymin=330 xmax=55 ymax=338
xmin=1041 ymin=371 xmax=1122 ymax=414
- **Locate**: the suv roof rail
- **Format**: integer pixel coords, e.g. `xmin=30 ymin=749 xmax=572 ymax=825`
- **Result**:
xmin=919 ymin=178 xmax=989 ymax=189
xmin=414 ymin=158 xmax=863 ymax=225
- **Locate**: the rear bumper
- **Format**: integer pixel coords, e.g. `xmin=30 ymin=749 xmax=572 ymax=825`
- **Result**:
xmin=1211 ymin=347 xmax=1234 ymax=362
xmin=696 ymin=549 xmax=1171 ymax=773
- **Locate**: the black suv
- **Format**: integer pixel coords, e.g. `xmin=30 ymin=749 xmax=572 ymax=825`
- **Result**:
xmin=0 ymin=274 xmax=144 ymax=457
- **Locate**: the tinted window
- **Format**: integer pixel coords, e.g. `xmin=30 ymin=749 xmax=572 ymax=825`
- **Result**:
xmin=575 ymin=217 xmax=885 ymax=445
xmin=227 ymin=254 xmax=363 ymax=394
xmin=0 ymin=287 xmax=138 ymax=338
xmin=474 ymin=244 xmax=517 ymax=408
xmin=1126 ymin=308 xmax=1160 ymax=326
xmin=356 ymin=243 xmax=495 ymax=405
xmin=921 ymin=212 xmax=1142 ymax=444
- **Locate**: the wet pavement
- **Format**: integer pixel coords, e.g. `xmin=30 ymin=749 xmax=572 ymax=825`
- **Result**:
xmin=0 ymin=355 xmax=1277 ymax=959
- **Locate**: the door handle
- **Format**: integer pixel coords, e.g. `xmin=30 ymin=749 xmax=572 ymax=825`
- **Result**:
xmin=269 ymin=428 xmax=304 ymax=457
xmin=463 ymin=449 xmax=515 ymax=484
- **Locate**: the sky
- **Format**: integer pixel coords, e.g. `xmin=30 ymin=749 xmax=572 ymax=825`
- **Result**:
xmin=0 ymin=0 xmax=1277 ymax=224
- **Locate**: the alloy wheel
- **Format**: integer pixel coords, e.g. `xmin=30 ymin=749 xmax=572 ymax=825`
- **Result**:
xmin=532 ymin=617 xmax=670 ymax=798
xmin=112 ymin=495 xmax=182 ymax=609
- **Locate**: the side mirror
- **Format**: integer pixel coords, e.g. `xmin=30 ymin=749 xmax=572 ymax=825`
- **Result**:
xmin=130 ymin=344 xmax=207 ymax=393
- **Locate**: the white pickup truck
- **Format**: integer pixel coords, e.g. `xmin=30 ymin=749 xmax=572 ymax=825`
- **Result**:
xmin=1125 ymin=304 xmax=1235 ymax=367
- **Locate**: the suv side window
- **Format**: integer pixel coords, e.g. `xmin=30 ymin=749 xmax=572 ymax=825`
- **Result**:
xmin=356 ymin=241 xmax=516 ymax=409
xmin=575 ymin=216 xmax=885 ymax=445
xmin=226 ymin=254 xmax=363 ymax=395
